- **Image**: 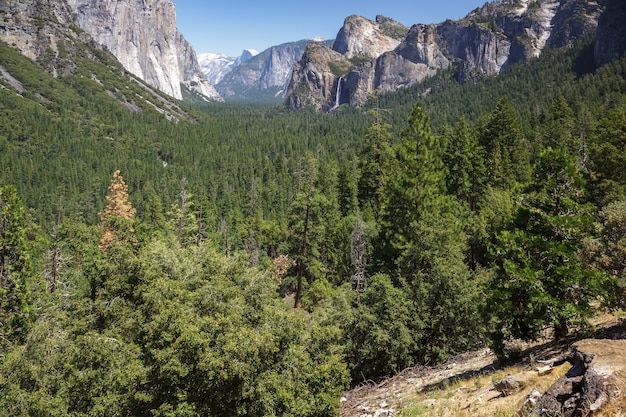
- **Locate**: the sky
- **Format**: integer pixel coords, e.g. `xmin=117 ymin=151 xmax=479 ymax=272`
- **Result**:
xmin=173 ymin=0 xmax=489 ymax=57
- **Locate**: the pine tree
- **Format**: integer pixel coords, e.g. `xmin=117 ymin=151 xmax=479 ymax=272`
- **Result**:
xmin=487 ymin=148 xmax=605 ymax=354
xmin=377 ymin=103 xmax=447 ymax=269
xmin=582 ymin=200 xmax=626 ymax=309
xmin=479 ymin=97 xmax=531 ymax=189
xmin=443 ymin=117 xmax=486 ymax=211
xmin=358 ymin=110 xmax=394 ymax=221
xmin=99 ymin=170 xmax=136 ymax=252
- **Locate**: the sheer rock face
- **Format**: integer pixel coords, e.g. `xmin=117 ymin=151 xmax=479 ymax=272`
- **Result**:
xmin=595 ymin=0 xmax=626 ymax=68
xmin=217 ymin=41 xmax=307 ymax=99
xmin=259 ymin=43 xmax=306 ymax=91
xmin=286 ymin=15 xmax=406 ymax=110
xmin=214 ymin=39 xmax=332 ymax=102
xmin=176 ymin=31 xmax=222 ymax=101
xmin=286 ymin=0 xmax=605 ymax=111
xmin=0 ymin=0 xmax=79 ymax=65
xmin=65 ymin=0 xmax=221 ymax=101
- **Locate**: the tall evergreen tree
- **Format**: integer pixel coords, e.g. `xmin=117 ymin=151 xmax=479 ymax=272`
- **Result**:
xmin=479 ymin=97 xmax=531 ymax=189
xmin=358 ymin=110 xmax=394 ymax=221
xmin=443 ymin=117 xmax=486 ymax=211
xmin=582 ymin=199 xmax=626 ymax=309
xmin=377 ymin=103 xmax=447 ymax=270
xmin=487 ymin=148 xmax=606 ymax=354
xmin=589 ymin=105 xmax=626 ymax=204
xmin=287 ymin=155 xmax=330 ymax=307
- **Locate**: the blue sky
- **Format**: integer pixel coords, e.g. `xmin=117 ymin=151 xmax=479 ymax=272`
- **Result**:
xmin=173 ymin=1 xmax=488 ymax=57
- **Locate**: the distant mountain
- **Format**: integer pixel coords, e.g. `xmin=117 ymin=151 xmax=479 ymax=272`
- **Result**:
xmin=206 ymin=39 xmax=333 ymax=103
xmin=285 ymin=0 xmax=624 ymax=112
xmin=198 ymin=49 xmax=259 ymax=85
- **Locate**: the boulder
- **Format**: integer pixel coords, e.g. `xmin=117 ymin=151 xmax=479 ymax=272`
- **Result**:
xmin=494 ymin=375 xmax=523 ymax=396
xmin=526 ymin=339 xmax=626 ymax=417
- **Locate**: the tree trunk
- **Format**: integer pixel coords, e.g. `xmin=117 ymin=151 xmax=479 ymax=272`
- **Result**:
xmin=554 ymin=317 xmax=569 ymax=340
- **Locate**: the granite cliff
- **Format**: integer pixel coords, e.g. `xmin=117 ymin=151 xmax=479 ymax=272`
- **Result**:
xmin=198 ymin=50 xmax=258 ymax=86
xmin=595 ymin=0 xmax=626 ymax=68
xmin=65 ymin=0 xmax=221 ymax=101
xmin=0 ymin=0 xmax=197 ymax=120
xmin=0 ymin=0 xmax=79 ymax=75
xmin=285 ymin=0 xmax=608 ymax=111
xmin=284 ymin=42 xmax=353 ymax=112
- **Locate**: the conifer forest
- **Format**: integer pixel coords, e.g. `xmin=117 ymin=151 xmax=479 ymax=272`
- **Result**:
xmin=1 ymin=31 xmax=626 ymax=416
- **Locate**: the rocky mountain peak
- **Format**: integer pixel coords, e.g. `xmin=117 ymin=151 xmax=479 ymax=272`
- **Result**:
xmin=332 ymin=15 xmax=407 ymax=60
xmin=239 ymin=49 xmax=258 ymax=63
xmin=213 ymin=39 xmax=331 ymax=102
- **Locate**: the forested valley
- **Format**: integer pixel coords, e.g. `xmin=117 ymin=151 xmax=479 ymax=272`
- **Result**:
xmin=1 ymin=32 xmax=626 ymax=416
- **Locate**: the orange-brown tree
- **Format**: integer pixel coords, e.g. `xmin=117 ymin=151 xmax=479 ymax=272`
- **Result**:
xmin=99 ymin=170 xmax=136 ymax=252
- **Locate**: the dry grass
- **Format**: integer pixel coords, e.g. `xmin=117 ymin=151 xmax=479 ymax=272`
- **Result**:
xmin=342 ymin=311 xmax=626 ymax=417
xmin=399 ymin=362 xmax=571 ymax=417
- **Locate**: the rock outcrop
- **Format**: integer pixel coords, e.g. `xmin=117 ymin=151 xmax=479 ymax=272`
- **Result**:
xmin=198 ymin=50 xmax=258 ymax=86
xmin=65 ymin=0 xmax=221 ymax=101
xmin=176 ymin=31 xmax=222 ymax=101
xmin=285 ymin=0 xmax=605 ymax=111
xmin=284 ymin=43 xmax=352 ymax=112
xmin=0 ymin=0 xmax=196 ymax=121
xmin=0 ymin=0 xmax=82 ymax=74
xmin=525 ymin=339 xmax=626 ymax=417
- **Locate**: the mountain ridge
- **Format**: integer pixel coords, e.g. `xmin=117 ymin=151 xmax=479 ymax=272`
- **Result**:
xmin=284 ymin=0 xmax=618 ymax=111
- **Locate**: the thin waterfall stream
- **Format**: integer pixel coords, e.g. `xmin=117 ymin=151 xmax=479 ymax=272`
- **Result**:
xmin=332 ymin=77 xmax=342 ymax=110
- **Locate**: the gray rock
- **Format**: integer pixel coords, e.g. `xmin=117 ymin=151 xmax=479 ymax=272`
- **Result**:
xmin=525 ymin=339 xmax=626 ymax=417
xmin=494 ymin=375 xmax=523 ymax=395
xmin=595 ymin=0 xmax=626 ymax=68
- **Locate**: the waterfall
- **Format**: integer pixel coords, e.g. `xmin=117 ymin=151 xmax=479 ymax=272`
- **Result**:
xmin=332 ymin=77 xmax=342 ymax=110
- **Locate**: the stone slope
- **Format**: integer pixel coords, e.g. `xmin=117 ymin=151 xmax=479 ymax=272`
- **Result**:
xmin=0 ymin=0 xmax=195 ymax=121
xmin=332 ymin=15 xmax=407 ymax=60
xmin=285 ymin=15 xmax=407 ymax=111
xmin=595 ymin=0 xmax=626 ymax=68
xmin=284 ymin=43 xmax=352 ymax=112
xmin=0 ymin=0 xmax=79 ymax=73
xmin=340 ymin=333 xmax=626 ymax=417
